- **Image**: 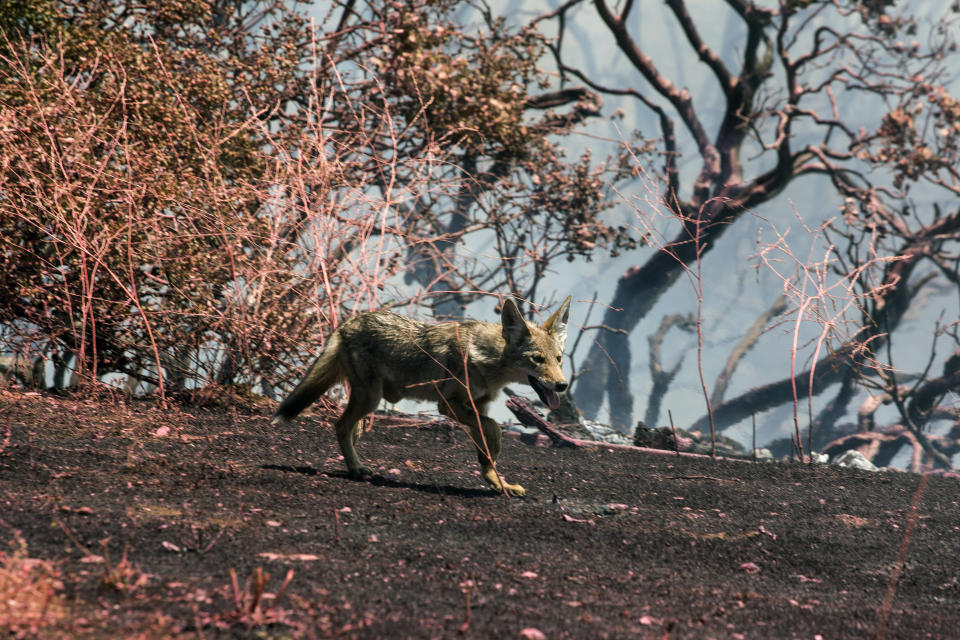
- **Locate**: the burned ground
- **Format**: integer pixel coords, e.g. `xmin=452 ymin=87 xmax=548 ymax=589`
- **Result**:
xmin=1 ymin=390 xmax=958 ymax=638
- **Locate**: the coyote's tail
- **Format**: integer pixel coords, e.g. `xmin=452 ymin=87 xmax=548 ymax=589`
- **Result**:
xmin=271 ymin=332 xmax=345 ymax=425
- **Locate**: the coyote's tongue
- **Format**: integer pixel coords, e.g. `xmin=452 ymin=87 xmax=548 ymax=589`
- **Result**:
xmin=528 ymin=375 xmax=561 ymax=410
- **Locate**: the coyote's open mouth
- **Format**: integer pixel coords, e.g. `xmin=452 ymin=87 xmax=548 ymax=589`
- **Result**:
xmin=528 ymin=375 xmax=562 ymax=410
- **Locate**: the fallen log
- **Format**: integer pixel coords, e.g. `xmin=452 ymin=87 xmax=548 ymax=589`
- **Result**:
xmin=505 ymin=397 xmax=752 ymax=462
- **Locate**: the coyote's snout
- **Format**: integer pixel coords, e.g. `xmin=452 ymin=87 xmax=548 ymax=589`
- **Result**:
xmin=528 ymin=375 xmax=567 ymax=410
xmin=271 ymin=297 xmax=571 ymax=496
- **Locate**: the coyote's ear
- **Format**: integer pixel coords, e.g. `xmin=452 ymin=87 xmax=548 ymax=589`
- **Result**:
xmin=501 ymin=298 xmax=530 ymax=344
xmin=541 ymin=296 xmax=571 ymax=351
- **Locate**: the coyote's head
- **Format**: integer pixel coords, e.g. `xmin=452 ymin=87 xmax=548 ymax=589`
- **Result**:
xmin=501 ymin=296 xmax=571 ymax=410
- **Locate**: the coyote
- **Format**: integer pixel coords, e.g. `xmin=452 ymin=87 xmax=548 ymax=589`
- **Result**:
xmin=271 ymin=297 xmax=571 ymax=496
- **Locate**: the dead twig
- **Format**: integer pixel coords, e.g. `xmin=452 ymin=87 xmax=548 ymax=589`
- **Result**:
xmin=875 ymin=472 xmax=930 ymax=640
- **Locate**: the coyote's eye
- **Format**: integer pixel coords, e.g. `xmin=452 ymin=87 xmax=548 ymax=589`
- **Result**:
xmin=556 ymin=355 xmax=562 ymax=363
xmin=530 ymin=354 xmax=545 ymax=365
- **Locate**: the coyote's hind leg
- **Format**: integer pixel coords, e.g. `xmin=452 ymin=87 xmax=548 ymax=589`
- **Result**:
xmin=334 ymin=386 xmax=381 ymax=478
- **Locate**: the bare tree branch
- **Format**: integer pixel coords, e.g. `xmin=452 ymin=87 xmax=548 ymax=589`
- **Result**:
xmin=593 ymin=0 xmax=720 ymax=201
xmin=711 ymin=294 xmax=788 ymax=406
xmin=644 ymin=313 xmax=696 ymax=427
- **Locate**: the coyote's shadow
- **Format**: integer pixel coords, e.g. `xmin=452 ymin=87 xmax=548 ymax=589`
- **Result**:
xmin=260 ymin=464 xmax=499 ymax=498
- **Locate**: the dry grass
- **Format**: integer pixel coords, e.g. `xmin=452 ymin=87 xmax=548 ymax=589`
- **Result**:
xmin=0 ymin=533 xmax=67 ymax=638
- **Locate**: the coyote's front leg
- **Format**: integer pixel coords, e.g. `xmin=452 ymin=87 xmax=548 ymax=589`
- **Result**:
xmin=441 ymin=400 xmax=525 ymax=496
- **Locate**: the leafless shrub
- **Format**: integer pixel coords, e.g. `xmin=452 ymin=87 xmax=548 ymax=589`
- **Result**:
xmin=1 ymin=1 xmax=625 ymax=401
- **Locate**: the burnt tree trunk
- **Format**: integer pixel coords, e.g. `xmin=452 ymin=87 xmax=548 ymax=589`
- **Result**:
xmin=574 ymin=176 xmax=788 ymax=428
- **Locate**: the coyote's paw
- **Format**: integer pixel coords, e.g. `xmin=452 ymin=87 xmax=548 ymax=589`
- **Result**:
xmin=482 ymin=467 xmax=525 ymax=497
xmin=348 ymin=465 xmax=375 ymax=479
xmin=501 ymin=482 xmax=526 ymax=497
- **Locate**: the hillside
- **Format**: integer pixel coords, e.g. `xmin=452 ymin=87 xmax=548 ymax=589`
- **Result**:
xmin=2 ymin=391 xmax=958 ymax=638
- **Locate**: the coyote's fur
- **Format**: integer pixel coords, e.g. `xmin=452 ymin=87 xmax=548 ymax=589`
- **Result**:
xmin=271 ymin=297 xmax=571 ymax=496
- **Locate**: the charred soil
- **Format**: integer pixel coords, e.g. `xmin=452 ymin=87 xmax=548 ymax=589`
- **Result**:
xmin=1 ymin=391 xmax=958 ymax=638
